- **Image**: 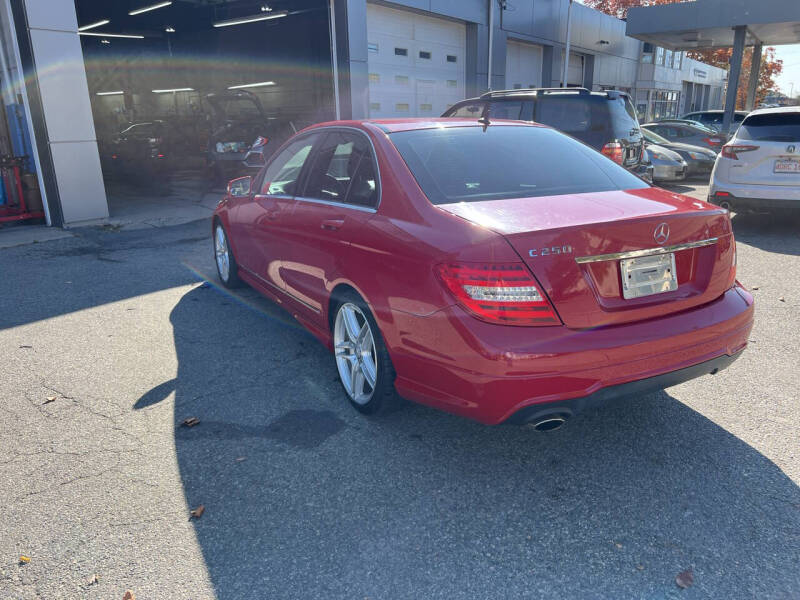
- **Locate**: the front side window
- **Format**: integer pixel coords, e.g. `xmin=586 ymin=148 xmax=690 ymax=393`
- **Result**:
xmin=260 ymin=134 xmax=319 ymax=196
xmin=389 ymin=125 xmax=648 ymax=205
xmin=302 ymin=131 xmax=379 ymax=208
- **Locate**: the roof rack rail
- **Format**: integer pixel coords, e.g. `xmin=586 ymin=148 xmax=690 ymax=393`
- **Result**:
xmin=480 ymin=87 xmax=591 ymax=98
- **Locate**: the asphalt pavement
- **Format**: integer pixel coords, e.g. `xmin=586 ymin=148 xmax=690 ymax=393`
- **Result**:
xmin=1 ymin=183 xmax=798 ymax=599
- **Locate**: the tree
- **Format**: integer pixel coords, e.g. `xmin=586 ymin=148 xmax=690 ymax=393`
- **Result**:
xmin=581 ymin=0 xmax=676 ymax=19
xmin=583 ymin=0 xmax=784 ymax=108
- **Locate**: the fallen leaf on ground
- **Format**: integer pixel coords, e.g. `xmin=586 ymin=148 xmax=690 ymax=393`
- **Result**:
xmin=19 ymin=555 xmax=30 ymax=564
xmin=190 ymin=504 xmax=205 ymax=519
xmin=751 ymin=286 xmax=759 ymax=290
xmin=19 ymin=345 xmax=33 ymax=349
xmin=235 ymin=456 xmax=247 ymax=462
xmin=181 ymin=417 xmax=200 ymax=427
xmin=123 ymin=591 xmax=135 ymax=600
xmin=779 ymin=296 xmax=785 ymax=302
xmin=43 ymin=396 xmax=57 ymax=404
xmin=87 ymin=574 xmax=99 ymax=585
xmin=614 ymin=542 xmax=623 ymax=549
xmin=636 ymin=564 xmax=644 ymax=571
xmin=676 ymin=568 xmax=694 ymax=589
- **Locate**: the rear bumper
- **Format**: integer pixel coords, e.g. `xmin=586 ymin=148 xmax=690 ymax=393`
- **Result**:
xmin=708 ymin=193 xmax=800 ymax=212
xmin=389 ymin=284 xmax=754 ymax=425
xmin=504 ymin=351 xmax=741 ymax=425
xmin=709 ymin=179 xmax=800 ymax=203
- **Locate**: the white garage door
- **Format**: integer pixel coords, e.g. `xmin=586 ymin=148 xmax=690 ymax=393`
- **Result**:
xmin=562 ymin=51 xmax=585 ymax=87
xmin=366 ymin=3 xmax=466 ymax=118
xmin=505 ymin=41 xmax=543 ymax=90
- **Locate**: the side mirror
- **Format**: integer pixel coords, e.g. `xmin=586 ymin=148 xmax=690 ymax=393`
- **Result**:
xmin=227 ymin=176 xmax=251 ymax=197
xmin=243 ymin=150 xmax=265 ymax=168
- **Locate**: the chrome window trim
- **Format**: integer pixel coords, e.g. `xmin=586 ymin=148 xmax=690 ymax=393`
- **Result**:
xmin=294 ymin=196 xmax=377 ymax=214
xmin=574 ymin=238 xmax=718 ymax=264
xmin=296 ymin=125 xmax=382 ymax=211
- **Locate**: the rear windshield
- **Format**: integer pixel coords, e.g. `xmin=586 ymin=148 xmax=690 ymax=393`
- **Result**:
xmin=446 ymin=100 xmax=526 ymax=120
xmin=737 ymin=113 xmax=800 ymax=142
xmin=535 ymin=94 xmax=638 ymax=138
xmin=389 ymin=125 xmax=648 ymax=205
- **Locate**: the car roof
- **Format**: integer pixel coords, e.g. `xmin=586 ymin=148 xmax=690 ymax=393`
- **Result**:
xmin=746 ymin=106 xmax=800 ymax=116
xmin=306 ymin=118 xmax=544 ymax=134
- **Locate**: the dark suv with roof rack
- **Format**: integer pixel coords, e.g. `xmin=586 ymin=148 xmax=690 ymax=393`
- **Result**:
xmin=443 ymin=88 xmax=652 ymax=182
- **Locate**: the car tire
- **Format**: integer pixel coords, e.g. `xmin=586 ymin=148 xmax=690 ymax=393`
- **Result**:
xmin=332 ymin=291 xmax=398 ymax=415
xmin=213 ymin=221 xmax=242 ymax=288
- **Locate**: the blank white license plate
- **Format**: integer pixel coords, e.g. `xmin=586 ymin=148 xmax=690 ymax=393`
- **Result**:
xmin=774 ymin=158 xmax=800 ymax=173
xmin=620 ymin=253 xmax=677 ymax=299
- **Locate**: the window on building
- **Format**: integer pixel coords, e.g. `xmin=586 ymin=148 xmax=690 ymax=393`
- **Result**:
xmin=368 ymin=73 xmax=380 ymax=83
xmin=642 ymin=42 xmax=654 ymax=64
xmin=395 ymin=75 xmax=409 ymax=85
xmin=655 ymin=47 xmax=664 ymax=66
xmin=394 ymin=47 xmax=408 ymax=56
xmin=367 ymin=43 xmax=378 ymax=53
xmin=674 ymin=51 xmax=683 ymax=70
xmin=665 ymin=49 xmax=673 ymax=69
xmin=419 ymin=50 xmax=431 ymax=59
xmin=447 ymin=55 xmax=457 ymax=63
xmin=420 ymin=103 xmax=432 ymax=111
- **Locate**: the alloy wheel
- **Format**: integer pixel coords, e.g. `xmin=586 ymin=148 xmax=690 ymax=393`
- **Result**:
xmin=334 ymin=302 xmax=378 ymax=405
xmin=215 ymin=225 xmax=230 ymax=282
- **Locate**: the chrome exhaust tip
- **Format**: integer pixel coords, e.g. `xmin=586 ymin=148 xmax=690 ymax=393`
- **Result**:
xmin=527 ymin=415 xmax=568 ymax=432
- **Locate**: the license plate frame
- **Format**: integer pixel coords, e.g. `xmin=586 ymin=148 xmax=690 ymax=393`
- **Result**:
xmin=774 ymin=157 xmax=800 ymax=174
xmin=620 ymin=253 xmax=678 ymax=300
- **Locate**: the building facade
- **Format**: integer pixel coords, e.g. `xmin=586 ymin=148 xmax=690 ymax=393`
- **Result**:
xmin=1 ymin=0 xmax=727 ymax=227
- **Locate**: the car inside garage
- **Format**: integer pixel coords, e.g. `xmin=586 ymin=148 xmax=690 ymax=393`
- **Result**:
xmin=74 ymin=0 xmax=335 ymax=224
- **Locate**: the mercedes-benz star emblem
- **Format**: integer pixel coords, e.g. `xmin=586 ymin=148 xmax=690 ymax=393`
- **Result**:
xmin=654 ymin=223 xmax=670 ymax=245
xmin=788 ymin=145 xmax=796 ymax=154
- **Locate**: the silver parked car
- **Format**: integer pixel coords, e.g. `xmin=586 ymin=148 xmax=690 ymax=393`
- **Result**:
xmin=641 ymin=128 xmax=717 ymax=179
xmin=645 ymin=144 xmax=687 ymax=183
xmin=642 ymin=122 xmax=724 ymax=153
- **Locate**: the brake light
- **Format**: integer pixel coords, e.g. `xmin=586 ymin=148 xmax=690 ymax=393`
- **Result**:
xmin=721 ymin=144 xmax=759 ymax=160
xmin=435 ymin=262 xmax=561 ymax=326
xmin=601 ymin=141 xmax=624 ymax=164
xmin=702 ymin=136 xmax=723 ymax=147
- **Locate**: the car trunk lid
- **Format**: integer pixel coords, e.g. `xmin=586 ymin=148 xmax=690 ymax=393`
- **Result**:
xmin=437 ymin=188 xmax=734 ymax=329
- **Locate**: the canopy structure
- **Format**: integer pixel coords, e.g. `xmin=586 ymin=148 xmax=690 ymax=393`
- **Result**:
xmin=626 ymin=0 xmax=800 ymax=134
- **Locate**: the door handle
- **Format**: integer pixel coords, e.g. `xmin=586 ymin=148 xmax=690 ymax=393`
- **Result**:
xmin=321 ymin=218 xmax=344 ymax=231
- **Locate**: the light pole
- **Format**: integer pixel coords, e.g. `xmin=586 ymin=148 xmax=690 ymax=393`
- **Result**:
xmin=561 ymin=0 xmax=574 ymax=88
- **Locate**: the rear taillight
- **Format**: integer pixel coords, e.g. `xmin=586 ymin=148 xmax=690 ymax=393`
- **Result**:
xmin=702 ymin=136 xmax=723 ymax=147
xmin=435 ymin=262 xmax=561 ymax=326
xmin=721 ymin=144 xmax=759 ymax=160
xmin=601 ymin=141 xmax=624 ymax=165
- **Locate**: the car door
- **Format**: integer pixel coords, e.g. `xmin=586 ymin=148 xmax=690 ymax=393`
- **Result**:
xmin=278 ymin=129 xmax=380 ymax=323
xmin=232 ymin=132 xmax=320 ymax=289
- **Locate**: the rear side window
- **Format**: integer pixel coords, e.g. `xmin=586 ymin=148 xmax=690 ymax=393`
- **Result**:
xmin=445 ymin=102 xmax=485 ymax=118
xmin=389 ymin=125 xmax=648 ymax=205
xmin=737 ymin=113 xmax=800 ymax=142
xmin=535 ymin=96 xmax=598 ymax=134
xmin=607 ymin=95 xmax=640 ymax=137
xmin=302 ymin=131 xmax=379 ymax=208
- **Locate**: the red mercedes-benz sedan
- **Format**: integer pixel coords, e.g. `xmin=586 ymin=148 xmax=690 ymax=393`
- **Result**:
xmin=212 ymin=119 xmax=754 ymax=430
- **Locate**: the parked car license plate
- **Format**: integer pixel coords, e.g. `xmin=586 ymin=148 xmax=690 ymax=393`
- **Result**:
xmin=774 ymin=157 xmax=800 ymax=173
xmin=620 ymin=253 xmax=677 ymax=299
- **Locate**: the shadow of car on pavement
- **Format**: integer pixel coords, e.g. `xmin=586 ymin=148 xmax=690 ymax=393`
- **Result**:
xmin=135 ymin=283 xmax=800 ymax=599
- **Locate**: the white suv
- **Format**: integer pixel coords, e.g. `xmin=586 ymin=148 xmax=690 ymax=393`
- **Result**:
xmin=709 ymin=107 xmax=800 ymax=212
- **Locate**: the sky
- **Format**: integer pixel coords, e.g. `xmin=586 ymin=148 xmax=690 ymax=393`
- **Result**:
xmin=773 ymin=45 xmax=800 ymax=98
